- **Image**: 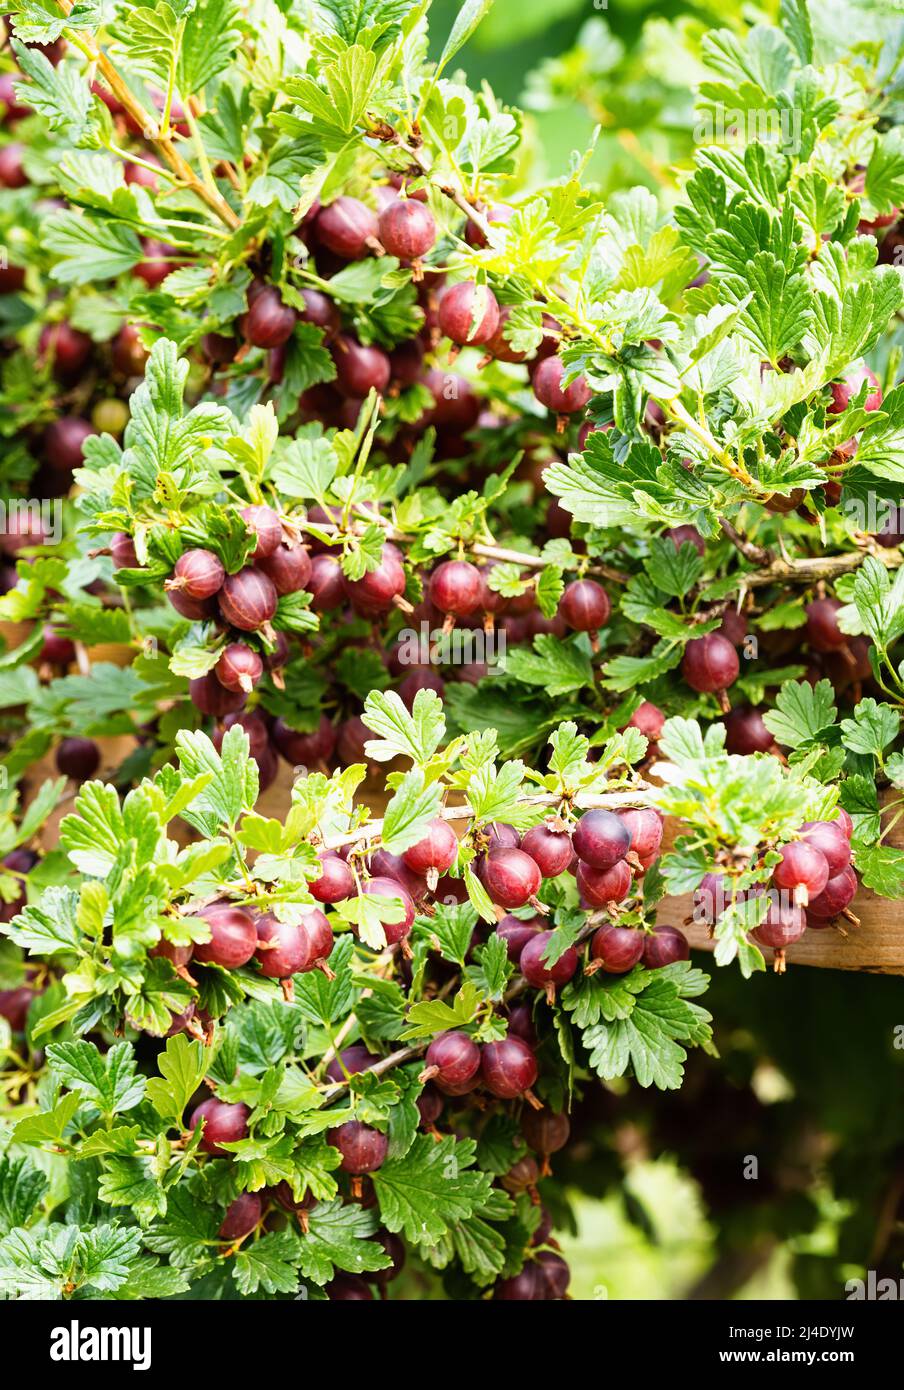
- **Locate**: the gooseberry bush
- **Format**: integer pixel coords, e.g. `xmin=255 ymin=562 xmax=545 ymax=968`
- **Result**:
xmin=0 ymin=0 xmax=903 ymax=1301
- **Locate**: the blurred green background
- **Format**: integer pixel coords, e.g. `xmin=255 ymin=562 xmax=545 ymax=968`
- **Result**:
xmin=427 ymin=0 xmax=725 ymax=198
xmin=418 ymin=0 xmax=904 ymax=1302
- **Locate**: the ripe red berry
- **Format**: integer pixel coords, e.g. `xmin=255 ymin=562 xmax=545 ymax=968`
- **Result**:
xmin=590 ymin=923 xmax=645 ymax=973
xmin=496 ymin=915 xmax=543 ymax=962
xmin=618 ymin=809 xmax=663 ymax=859
xmin=718 ymin=606 xmax=748 ymax=647
xmin=298 ymin=906 xmax=334 ymax=966
xmin=417 ymin=1084 xmax=443 ymax=1126
xmin=773 ymin=841 xmax=830 ymax=901
xmin=202 ymin=331 xmax=239 ymax=365
xmin=337 ymin=714 xmax=371 ymax=765
xmin=682 ymin=633 xmax=740 ymax=693
xmin=326 ymin=1274 xmax=374 ymax=1300
xmin=389 ymin=338 xmax=425 ymax=386
xmin=558 ymin=579 xmax=610 ymax=632
xmin=244 ymin=287 xmax=296 ymax=349
xmin=0 ymin=73 xmax=31 ymax=122
xmin=575 ymin=859 xmax=632 ymax=907
xmin=254 ymin=912 xmax=314 ymax=978
xmin=481 ymin=847 xmax=542 ymax=909
xmin=428 ymin=559 xmax=483 ymax=617
xmin=828 ymin=363 xmax=882 ymax=414
xmin=486 ymin=824 xmax=521 ymax=853
xmin=438 ymin=281 xmax=500 ymax=345
xmin=373 ymin=1229 xmax=406 ymax=1288
xmin=482 ymin=305 xmax=529 ymax=364
xmin=481 ymin=1037 xmax=538 ymax=1099
xmin=641 ymin=925 xmax=690 ymax=968
xmin=44 ymin=416 xmax=96 ymax=472
xmin=309 ymin=851 xmax=355 ymax=904
xmin=805 ymin=597 xmax=846 ymax=652
xmin=465 ymin=203 xmax=514 ymax=247
xmin=751 ymin=901 xmax=807 ymax=950
xmin=369 ymin=849 xmax=427 ymax=902
xmin=218 ymin=567 xmax=278 ymax=631
xmin=134 ymin=238 xmax=180 ymax=287
xmin=522 ymin=1108 xmax=570 ymax=1156
xmin=111 ymin=323 xmax=149 ymax=376
xmin=0 ymin=986 xmax=35 ymax=1031
xmin=109 ymin=532 xmax=139 ymax=570
xmin=258 ymin=543 xmax=311 ymax=595
xmin=55 ymin=737 xmax=100 ymax=780
xmin=422 ymin=367 xmax=480 ymax=431
xmin=424 ymin=1031 xmax=481 ymax=1092
xmin=240 ymin=504 xmax=282 ymax=560
xmin=378 ymin=198 xmax=437 ymax=260
xmin=572 ymin=809 xmax=631 ymax=869
xmin=363 ymin=877 xmax=416 ymax=943
xmin=332 ymin=334 xmax=391 ymax=397
xmin=724 ymin=706 xmax=774 ymax=755
xmin=166 ymin=586 xmax=214 ymax=622
xmin=536 ymin=1250 xmax=570 ymax=1299
xmin=402 ymin=818 xmax=458 ymax=875
xmin=330 ymin=1120 xmax=388 ymax=1174
xmin=800 ymin=820 xmax=851 ymax=876
xmin=341 ymin=544 xmax=405 ymax=614
xmin=665 ymin=524 xmax=705 ymax=556
xmin=625 ymin=701 xmax=665 ymax=741
xmin=307 ymin=553 xmax=345 ymax=610
xmin=519 ymin=930 xmax=578 ymax=991
xmin=532 ymin=355 xmax=592 ymax=413
xmin=0 ymin=142 xmax=28 ymax=187
xmin=38 ymin=322 xmax=92 ymax=379
xmin=502 ymin=1155 xmax=541 ymax=1193
xmin=215 ymin=643 xmax=263 ymax=694
xmin=493 ymin=1265 xmax=544 ymax=1300
xmin=316 ymin=197 xmax=378 ymax=259
xmin=807 ymin=865 xmax=858 ymax=921
xmin=189 ymin=1097 xmax=250 ymax=1154
xmin=218 ymin=1191 xmax=262 ymax=1241
xmin=0 ymin=260 xmax=25 ymax=294
xmin=189 ymin=672 xmax=246 ymax=716
xmin=325 ymin=1044 xmax=382 ymax=1084
xmin=272 ymin=714 xmax=336 ymax=765
xmin=170 ymin=549 xmax=226 ymax=601
xmin=519 ymin=825 xmax=574 ymax=878
xmin=398 ymin=669 xmax=445 ymax=709
xmin=149 ymin=937 xmax=194 ymax=970
xmin=40 ymin=624 xmax=75 ymax=666
xmin=193 ymin=902 xmax=258 ymax=968
xmin=298 ymin=288 xmax=340 ymax=337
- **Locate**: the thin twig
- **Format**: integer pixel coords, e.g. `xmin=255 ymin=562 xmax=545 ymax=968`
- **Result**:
xmin=740 ymin=543 xmax=903 ymax=591
xmin=60 ymin=4 xmax=239 ymax=231
xmin=718 ymin=516 xmax=770 ymax=566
